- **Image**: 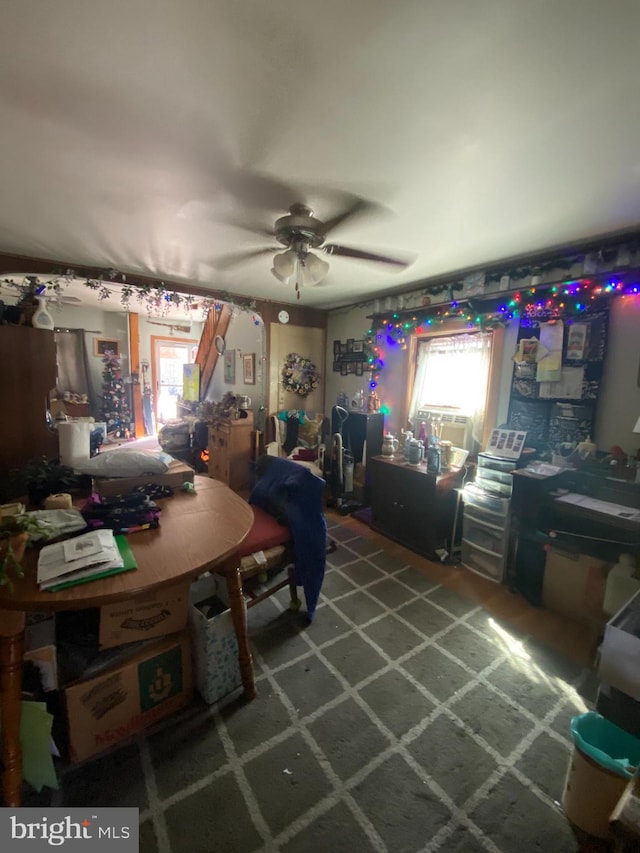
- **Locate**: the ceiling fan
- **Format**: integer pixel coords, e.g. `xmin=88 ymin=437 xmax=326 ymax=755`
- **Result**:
xmin=214 ymin=199 xmax=414 ymax=298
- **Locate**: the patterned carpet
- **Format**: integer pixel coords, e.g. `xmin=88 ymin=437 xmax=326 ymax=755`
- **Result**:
xmin=48 ymin=516 xmax=597 ymax=852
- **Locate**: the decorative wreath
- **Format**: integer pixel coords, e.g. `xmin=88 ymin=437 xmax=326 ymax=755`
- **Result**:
xmin=281 ymin=352 xmax=320 ymax=398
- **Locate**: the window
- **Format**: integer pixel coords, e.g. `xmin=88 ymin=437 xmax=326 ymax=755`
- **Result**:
xmin=409 ymin=332 xmax=493 ymax=449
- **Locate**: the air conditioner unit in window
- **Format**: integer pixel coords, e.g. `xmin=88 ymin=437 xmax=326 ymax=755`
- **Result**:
xmin=415 ymin=408 xmax=473 ymax=451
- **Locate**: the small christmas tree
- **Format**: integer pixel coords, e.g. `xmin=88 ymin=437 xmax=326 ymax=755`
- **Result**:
xmin=100 ymin=351 xmax=132 ymax=439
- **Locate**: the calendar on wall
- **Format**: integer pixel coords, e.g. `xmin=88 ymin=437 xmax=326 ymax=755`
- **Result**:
xmin=506 ymin=308 xmax=609 ymax=455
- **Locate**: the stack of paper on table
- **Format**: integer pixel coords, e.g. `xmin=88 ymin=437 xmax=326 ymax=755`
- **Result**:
xmin=37 ymin=529 xmax=137 ymax=591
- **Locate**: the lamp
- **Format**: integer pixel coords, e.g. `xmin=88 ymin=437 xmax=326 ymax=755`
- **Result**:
xmin=271 ymin=244 xmax=330 ymax=290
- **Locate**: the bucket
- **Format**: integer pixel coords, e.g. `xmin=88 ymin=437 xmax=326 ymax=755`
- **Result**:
xmin=562 ymin=712 xmax=640 ymax=838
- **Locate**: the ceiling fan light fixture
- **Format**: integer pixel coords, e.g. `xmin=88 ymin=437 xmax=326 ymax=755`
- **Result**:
xmin=271 ymin=249 xmax=296 ymax=283
xmin=304 ymin=251 xmax=330 ymax=285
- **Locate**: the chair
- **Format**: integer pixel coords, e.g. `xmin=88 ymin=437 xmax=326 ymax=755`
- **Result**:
xmin=265 ymin=412 xmax=329 ymax=479
xmin=236 ymin=455 xmax=327 ymax=621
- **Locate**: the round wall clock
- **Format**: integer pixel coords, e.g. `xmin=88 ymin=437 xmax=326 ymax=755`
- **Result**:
xmin=214 ymin=335 xmax=226 ymax=355
xmin=278 ymin=310 xmax=290 ymax=324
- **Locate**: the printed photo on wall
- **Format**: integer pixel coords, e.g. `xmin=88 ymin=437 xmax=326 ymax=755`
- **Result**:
xmin=224 ymin=349 xmax=235 ymax=384
xmin=242 ymin=353 xmax=255 ymax=384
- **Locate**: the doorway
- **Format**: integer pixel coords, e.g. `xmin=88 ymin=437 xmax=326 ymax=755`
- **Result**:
xmin=151 ymin=336 xmax=198 ymax=427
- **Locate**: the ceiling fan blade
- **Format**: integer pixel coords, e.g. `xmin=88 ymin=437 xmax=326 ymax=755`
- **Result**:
xmin=323 ymin=244 xmax=414 ymax=268
xmin=216 ymin=213 xmax=275 ymax=239
xmin=321 ymin=196 xmax=383 ymax=235
xmin=212 ymin=246 xmax=276 ymax=270
xmin=224 ymin=169 xmax=300 ymax=212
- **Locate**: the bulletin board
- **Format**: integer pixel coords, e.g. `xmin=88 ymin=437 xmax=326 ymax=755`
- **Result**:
xmin=506 ymin=308 xmax=609 ymax=453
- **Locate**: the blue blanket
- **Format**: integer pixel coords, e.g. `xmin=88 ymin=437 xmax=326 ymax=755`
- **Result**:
xmin=249 ymin=457 xmax=327 ymax=620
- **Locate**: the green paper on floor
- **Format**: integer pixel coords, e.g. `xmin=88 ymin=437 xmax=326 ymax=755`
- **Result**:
xmin=0 ymin=700 xmax=58 ymax=792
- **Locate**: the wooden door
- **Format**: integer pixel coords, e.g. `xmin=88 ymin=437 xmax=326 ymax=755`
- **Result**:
xmin=268 ymin=324 xmax=325 ymax=414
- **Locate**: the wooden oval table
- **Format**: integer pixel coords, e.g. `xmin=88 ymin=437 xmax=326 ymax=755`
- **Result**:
xmin=0 ymin=476 xmax=254 ymax=807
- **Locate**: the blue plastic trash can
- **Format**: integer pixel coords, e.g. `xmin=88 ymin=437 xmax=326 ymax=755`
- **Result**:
xmin=562 ymin=711 xmax=640 ymax=838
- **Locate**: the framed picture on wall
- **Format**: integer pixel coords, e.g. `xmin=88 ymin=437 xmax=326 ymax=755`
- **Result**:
xmin=224 ymin=350 xmax=235 ymax=384
xmin=352 ymin=340 xmax=364 ymax=353
xmin=94 ymin=337 xmax=120 ymax=357
xmin=242 ymin=353 xmax=255 ymax=384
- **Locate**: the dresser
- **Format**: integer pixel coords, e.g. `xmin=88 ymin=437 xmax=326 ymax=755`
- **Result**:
xmin=208 ymin=414 xmax=254 ymax=492
xmin=369 ymin=455 xmax=464 ymax=559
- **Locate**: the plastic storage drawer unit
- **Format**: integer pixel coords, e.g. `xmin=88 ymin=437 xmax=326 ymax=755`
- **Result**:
xmin=462 ymin=513 xmax=508 ymax=555
xmin=462 ymin=483 xmax=510 ymax=516
xmin=477 ymin=454 xmax=518 ymax=473
xmin=461 ymin=539 xmax=505 ymax=582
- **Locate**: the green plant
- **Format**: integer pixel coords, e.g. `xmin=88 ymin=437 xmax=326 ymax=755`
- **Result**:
xmin=0 ymin=512 xmax=52 ymax=590
xmin=24 ymin=456 xmax=79 ymax=507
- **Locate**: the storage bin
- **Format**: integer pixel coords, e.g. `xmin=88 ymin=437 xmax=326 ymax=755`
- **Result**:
xmin=461 ymin=538 xmax=504 ymax=582
xmin=475 ymin=475 xmax=513 ymax=497
xmin=462 ymin=514 xmax=507 ymax=555
xmin=463 ymin=503 xmax=508 ymax=530
xmin=462 ymin=483 xmax=510 ymax=516
xmin=477 ymin=453 xmax=518 ymax=473
xmin=475 ymin=466 xmax=513 ymax=487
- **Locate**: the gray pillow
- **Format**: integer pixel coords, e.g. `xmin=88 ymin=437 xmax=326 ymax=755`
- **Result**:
xmin=76 ymin=450 xmax=172 ymax=478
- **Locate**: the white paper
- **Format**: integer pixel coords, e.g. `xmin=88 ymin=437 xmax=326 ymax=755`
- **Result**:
xmin=566 ymin=323 xmax=588 ymax=360
xmin=485 ymin=429 xmax=527 ymax=459
xmin=538 ymin=366 xmax=584 ymax=399
xmin=555 ymin=493 xmax=640 ymax=522
xmin=37 ymin=530 xmax=121 ymax=585
xmin=536 ymin=321 xmax=563 ymax=382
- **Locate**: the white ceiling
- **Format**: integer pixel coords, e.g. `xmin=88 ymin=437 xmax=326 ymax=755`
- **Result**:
xmin=1 ymin=1 xmax=640 ymax=310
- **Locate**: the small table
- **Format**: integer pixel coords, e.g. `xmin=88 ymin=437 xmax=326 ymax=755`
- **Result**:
xmin=0 ymin=476 xmax=254 ymax=807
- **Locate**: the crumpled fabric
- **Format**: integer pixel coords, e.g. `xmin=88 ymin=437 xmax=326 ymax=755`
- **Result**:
xmin=249 ymin=456 xmax=327 ymax=620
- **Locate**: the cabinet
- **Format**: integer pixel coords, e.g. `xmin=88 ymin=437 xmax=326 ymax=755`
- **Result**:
xmin=208 ymin=414 xmax=254 ymax=492
xmin=369 ymin=455 xmax=463 ymax=559
xmin=0 ymin=326 xmax=58 ymax=481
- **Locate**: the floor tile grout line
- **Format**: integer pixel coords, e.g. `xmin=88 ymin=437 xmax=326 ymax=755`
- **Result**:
xmin=247 ymin=641 xmax=389 ymax=853
xmin=213 ymin=706 xmax=278 ymax=851
xmin=124 ymin=524 xmax=584 ymax=848
xmin=253 ymin=593 xmax=514 ymax=852
xmin=261 ymin=600 xmax=508 ymax=853
xmin=138 ymin=734 xmax=172 ymax=853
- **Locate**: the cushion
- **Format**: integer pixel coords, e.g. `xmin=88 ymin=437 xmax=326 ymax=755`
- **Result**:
xmin=238 ymin=505 xmax=292 ymax=557
xmin=76 ymin=450 xmax=172 ymax=478
xmin=296 ymin=414 xmax=324 ymax=448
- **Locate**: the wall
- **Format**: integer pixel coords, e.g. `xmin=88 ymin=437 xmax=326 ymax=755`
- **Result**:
xmin=326 ymin=295 xmax=639 ymax=456
xmin=50 ymin=303 xmax=129 ymax=404
xmin=203 ymin=307 xmax=266 ymax=429
xmin=596 ymin=294 xmax=640 ymax=456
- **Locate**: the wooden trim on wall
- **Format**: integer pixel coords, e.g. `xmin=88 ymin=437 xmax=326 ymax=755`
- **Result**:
xmin=128 ymin=313 xmax=145 ymax=439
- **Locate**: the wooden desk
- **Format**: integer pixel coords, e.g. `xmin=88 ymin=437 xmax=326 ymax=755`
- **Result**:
xmin=0 ymin=476 xmax=254 ymax=807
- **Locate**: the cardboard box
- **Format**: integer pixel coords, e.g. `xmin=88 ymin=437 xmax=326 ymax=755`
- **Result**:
xmin=188 ymin=574 xmax=242 ymax=705
xmin=543 ymin=546 xmax=609 ymax=628
xmin=99 ymin=579 xmax=190 ymax=649
xmin=92 ymin=459 xmax=194 ymax=496
xmin=65 ymin=632 xmax=192 ymax=763
xmin=598 ymin=589 xmax=640 ymax=700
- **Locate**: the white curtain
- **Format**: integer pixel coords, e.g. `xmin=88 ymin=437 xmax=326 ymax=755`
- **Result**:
xmin=409 ymin=333 xmax=493 ymax=443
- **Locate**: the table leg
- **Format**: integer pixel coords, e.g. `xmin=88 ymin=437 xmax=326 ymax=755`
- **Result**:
xmin=0 ymin=609 xmax=25 ymax=807
xmin=222 ymin=556 xmax=256 ymax=700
